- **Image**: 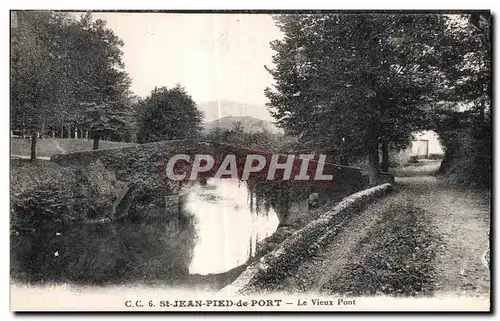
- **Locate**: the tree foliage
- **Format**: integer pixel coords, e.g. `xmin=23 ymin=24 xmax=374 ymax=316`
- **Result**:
xmin=205 ymin=121 xmax=283 ymax=152
xmin=136 ymin=85 xmax=204 ymax=144
xmin=11 ymin=12 xmax=69 ymax=138
xmin=69 ymin=13 xmax=133 ymax=148
xmin=10 ymin=11 xmax=134 ymax=157
xmin=264 ymin=13 xmax=487 ymax=185
xmin=431 ymin=13 xmax=491 ymax=188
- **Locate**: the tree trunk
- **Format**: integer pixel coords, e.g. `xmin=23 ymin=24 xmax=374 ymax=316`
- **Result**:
xmin=30 ymin=133 xmax=37 ymax=161
xmin=340 ymin=155 xmax=349 ymax=166
xmin=41 ymin=120 xmax=45 ymax=139
xmin=93 ymin=136 xmax=100 ymax=150
xmin=479 ymin=103 xmax=485 ymax=121
xmin=367 ymin=143 xmax=380 ymax=186
xmin=60 ymin=126 xmax=64 ymax=138
xmin=81 ymin=126 xmax=85 ymax=139
xmin=67 ymin=125 xmax=71 ymax=139
xmin=437 ymin=149 xmax=452 ymax=174
xmin=381 ymin=141 xmax=390 ymax=172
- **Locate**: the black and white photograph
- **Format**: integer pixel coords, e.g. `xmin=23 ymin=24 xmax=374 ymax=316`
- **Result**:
xmin=8 ymin=9 xmax=491 ymax=312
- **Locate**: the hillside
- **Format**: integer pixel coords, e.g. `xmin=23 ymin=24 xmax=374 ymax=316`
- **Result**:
xmin=197 ymin=100 xmax=274 ymax=123
xmin=203 ymin=116 xmax=282 ymax=134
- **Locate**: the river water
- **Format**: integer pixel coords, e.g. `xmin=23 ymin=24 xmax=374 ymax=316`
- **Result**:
xmin=10 ymin=178 xmax=281 ymax=286
xmin=186 ymin=179 xmax=280 ymax=275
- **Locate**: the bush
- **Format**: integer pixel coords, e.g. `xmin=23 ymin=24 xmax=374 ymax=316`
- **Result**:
xmin=437 ymin=122 xmax=491 ymax=189
xmin=408 ymin=156 xmax=419 ymax=164
xmin=428 ymin=153 xmax=444 ymax=160
xmin=389 ymin=159 xmax=400 ymax=168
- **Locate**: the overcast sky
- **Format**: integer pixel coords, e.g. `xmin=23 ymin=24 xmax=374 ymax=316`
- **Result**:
xmin=90 ymin=13 xmax=283 ymax=106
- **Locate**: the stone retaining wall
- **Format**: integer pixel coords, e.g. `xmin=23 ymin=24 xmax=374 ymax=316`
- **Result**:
xmin=220 ymin=183 xmax=394 ymax=295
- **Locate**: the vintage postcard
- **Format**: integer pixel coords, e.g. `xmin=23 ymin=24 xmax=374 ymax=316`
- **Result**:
xmin=9 ymin=10 xmax=491 ymax=312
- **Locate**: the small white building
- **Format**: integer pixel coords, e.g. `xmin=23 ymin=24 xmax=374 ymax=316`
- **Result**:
xmin=409 ymin=130 xmax=444 ymax=157
xmin=395 ymin=130 xmax=444 ymax=163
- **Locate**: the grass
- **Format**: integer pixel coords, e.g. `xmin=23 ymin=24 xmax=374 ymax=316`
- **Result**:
xmin=321 ymin=200 xmax=439 ymax=297
xmin=10 ymin=138 xmax=136 ymax=158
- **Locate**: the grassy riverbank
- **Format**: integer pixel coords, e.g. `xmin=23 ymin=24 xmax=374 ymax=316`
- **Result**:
xmin=10 ymin=138 xmax=136 ymax=158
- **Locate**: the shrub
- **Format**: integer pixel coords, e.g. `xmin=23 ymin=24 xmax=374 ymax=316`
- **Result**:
xmin=408 ymin=156 xmax=419 ymax=164
xmin=428 ymin=153 xmax=444 ymax=160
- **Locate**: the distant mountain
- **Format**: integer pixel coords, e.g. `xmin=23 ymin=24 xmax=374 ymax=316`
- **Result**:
xmin=197 ymin=100 xmax=274 ymax=123
xmin=203 ymin=116 xmax=282 ymax=134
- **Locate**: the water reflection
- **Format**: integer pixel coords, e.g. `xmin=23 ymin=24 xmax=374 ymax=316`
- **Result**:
xmin=10 ymin=216 xmax=197 ymax=285
xmin=185 ymin=178 xmax=280 ymax=275
xmin=11 ymin=176 xmax=285 ymax=287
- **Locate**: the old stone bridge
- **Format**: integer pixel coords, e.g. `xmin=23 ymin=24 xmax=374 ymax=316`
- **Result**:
xmin=46 ymin=139 xmax=365 ymax=225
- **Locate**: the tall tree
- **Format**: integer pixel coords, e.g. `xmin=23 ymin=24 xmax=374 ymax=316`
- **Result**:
xmin=11 ymin=11 xmax=133 ymax=156
xmin=265 ymin=14 xmax=450 ymax=185
xmin=68 ymin=13 xmax=132 ymax=149
xmin=136 ymin=85 xmax=204 ymax=143
xmin=430 ymin=13 xmax=491 ymax=187
xmin=10 ymin=11 xmax=73 ymax=159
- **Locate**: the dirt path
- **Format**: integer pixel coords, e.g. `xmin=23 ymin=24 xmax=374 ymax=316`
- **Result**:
xmin=397 ymin=175 xmax=490 ymax=296
xmin=274 ymin=161 xmax=491 ymax=298
xmin=273 ymin=193 xmax=411 ymax=294
xmin=53 ymin=140 xmax=66 ymax=154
